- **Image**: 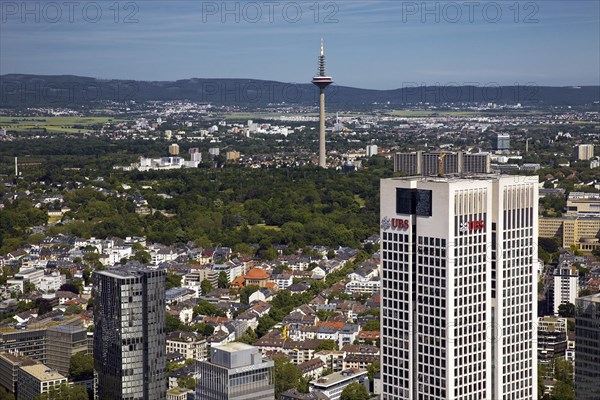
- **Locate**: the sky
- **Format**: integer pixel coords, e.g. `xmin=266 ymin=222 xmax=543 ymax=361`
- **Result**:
xmin=1 ymin=0 xmax=599 ymax=89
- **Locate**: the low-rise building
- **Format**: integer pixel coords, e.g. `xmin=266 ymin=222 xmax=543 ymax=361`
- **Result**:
xmin=537 ymin=316 xmax=568 ymax=369
xmin=166 ymin=331 xmax=207 ymax=361
xmin=309 ymin=369 xmax=369 ymax=400
xmin=16 ymin=364 xmax=67 ymax=400
xmin=196 ymin=343 xmax=274 ymax=400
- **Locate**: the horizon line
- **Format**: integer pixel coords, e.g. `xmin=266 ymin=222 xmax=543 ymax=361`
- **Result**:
xmin=1 ymin=73 xmax=599 ymax=92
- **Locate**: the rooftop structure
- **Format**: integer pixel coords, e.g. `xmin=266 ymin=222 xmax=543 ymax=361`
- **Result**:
xmin=196 ymin=343 xmax=274 ymax=400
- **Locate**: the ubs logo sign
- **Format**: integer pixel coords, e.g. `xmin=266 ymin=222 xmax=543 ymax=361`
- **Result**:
xmin=460 ymin=220 xmax=485 ymax=233
xmin=381 ymin=217 xmax=409 ymax=230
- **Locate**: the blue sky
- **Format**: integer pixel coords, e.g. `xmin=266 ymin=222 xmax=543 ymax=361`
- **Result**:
xmin=1 ymin=1 xmax=599 ymax=89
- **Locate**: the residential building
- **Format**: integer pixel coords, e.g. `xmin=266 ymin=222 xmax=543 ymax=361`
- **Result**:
xmin=169 ymin=144 xmax=180 ymax=156
xmin=38 ymin=272 xmax=66 ymax=293
xmin=552 ymin=264 xmax=579 ymax=315
xmin=366 ymin=145 xmax=378 ymax=157
xmin=196 ymin=343 xmax=274 ymax=400
xmin=537 ymin=317 xmax=568 ymax=368
xmin=93 ymin=266 xmax=166 ymax=400
xmin=380 ymin=175 xmax=538 ymax=399
xmin=575 ymin=293 xmax=600 ymax=400
xmin=167 ymin=387 xmax=193 ymax=400
xmin=166 ymin=331 xmax=207 ymax=361
xmin=573 ymin=144 xmax=595 ymax=161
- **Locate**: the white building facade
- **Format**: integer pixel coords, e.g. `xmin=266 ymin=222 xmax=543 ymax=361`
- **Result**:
xmin=552 ymin=265 xmax=579 ymax=315
xmin=380 ymin=175 xmax=538 ymax=400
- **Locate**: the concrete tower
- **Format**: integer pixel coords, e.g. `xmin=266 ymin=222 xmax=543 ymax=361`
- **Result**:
xmin=311 ymin=38 xmax=333 ymax=168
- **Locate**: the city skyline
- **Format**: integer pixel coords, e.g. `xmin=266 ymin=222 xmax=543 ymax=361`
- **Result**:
xmin=1 ymin=1 xmax=599 ymax=88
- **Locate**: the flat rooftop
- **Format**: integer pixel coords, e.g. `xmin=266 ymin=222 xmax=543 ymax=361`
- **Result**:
xmin=386 ymin=174 xmax=537 ymax=183
xmin=20 ymin=364 xmax=66 ymax=381
xmin=579 ymin=293 xmax=600 ymax=304
xmin=310 ymin=369 xmax=367 ymax=388
xmin=214 ymin=342 xmax=255 ymax=353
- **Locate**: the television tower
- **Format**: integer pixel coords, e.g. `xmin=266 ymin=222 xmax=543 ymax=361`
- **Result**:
xmin=311 ymin=38 xmax=333 ymax=168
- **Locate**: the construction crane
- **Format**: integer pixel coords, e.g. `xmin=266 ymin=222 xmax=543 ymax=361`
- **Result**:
xmin=438 ymin=153 xmax=447 ymax=177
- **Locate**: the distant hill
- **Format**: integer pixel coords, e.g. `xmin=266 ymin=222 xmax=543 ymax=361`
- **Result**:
xmin=1 ymin=74 xmax=598 ymax=109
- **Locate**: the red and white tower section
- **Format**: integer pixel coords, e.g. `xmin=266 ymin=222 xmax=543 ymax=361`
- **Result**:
xmin=311 ymin=38 xmax=333 ymax=168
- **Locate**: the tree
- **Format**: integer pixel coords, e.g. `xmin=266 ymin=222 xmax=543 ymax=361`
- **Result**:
xmin=239 ymin=285 xmax=260 ymax=305
xmin=177 ymin=376 xmax=196 ymax=391
xmin=192 ymin=322 xmax=214 ymax=337
xmin=315 ymin=339 xmax=338 ymax=352
xmin=367 ymin=361 xmax=380 ymax=382
xmin=237 ymin=328 xmax=258 ymax=345
xmin=166 ymin=313 xmax=183 ymax=333
xmin=273 ymin=355 xmax=301 ymax=399
xmin=554 ymin=357 xmax=574 ymax=386
xmin=558 ymin=303 xmax=576 ymax=318
xmin=361 ymin=319 xmax=380 ymax=331
xmin=166 ymin=272 xmax=182 ymax=290
xmin=23 ymin=281 xmax=36 ymax=294
xmin=316 ymin=309 xmax=337 ymax=321
xmin=298 ymin=376 xmax=310 ymax=393
xmin=550 ymin=380 xmax=575 ymax=400
xmin=65 ymin=304 xmax=83 ymax=315
xmin=0 ymin=387 xmax=15 ymax=400
xmin=256 ymin=314 xmax=276 ymax=338
xmin=69 ymin=352 xmax=94 ymax=381
xmin=37 ymin=383 xmax=89 ymax=400
xmin=340 ymin=382 xmax=369 ymax=400
xmin=201 ymin=279 xmax=214 ymax=296
xmin=36 ymin=298 xmax=52 ymax=316
xmin=59 ymin=282 xmax=80 ymax=294
xmin=193 ymin=301 xmax=225 ymax=318
xmin=218 ymin=271 xmax=229 ymax=288
xmin=131 ymin=250 xmax=151 ymax=264
xmin=82 ymin=252 xmax=101 ymax=268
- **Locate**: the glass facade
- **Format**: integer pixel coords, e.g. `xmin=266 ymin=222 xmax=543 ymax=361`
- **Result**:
xmin=93 ymin=267 xmax=166 ymax=400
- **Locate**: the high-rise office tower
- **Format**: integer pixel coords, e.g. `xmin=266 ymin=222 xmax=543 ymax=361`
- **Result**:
xmin=575 ymin=293 xmax=600 ymax=400
xmin=311 ymin=38 xmax=333 ymax=168
xmin=494 ymin=133 xmax=510 ymax=151
xmin=93 ymin=266 xmax=166 ymax=400
xmin=380 ymin=175 xmax=538 ymax=400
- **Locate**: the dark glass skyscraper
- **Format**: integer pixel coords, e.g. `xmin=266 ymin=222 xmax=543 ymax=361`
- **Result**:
xmin=93 ymin=266 xmax=166 ymax=400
